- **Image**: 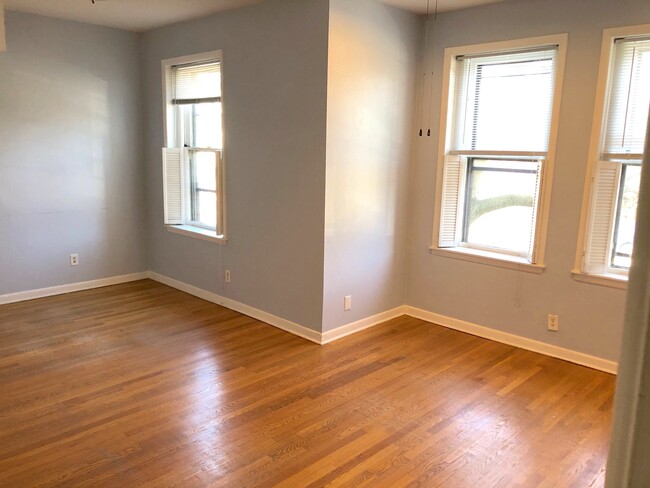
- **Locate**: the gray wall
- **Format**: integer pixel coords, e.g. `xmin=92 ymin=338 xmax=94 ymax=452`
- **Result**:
xmin=141 ymin=0 xmax=330 ymax=332
xmin=322 ymin=0 xmax=418 ymax=331
xmin=0 ymin=11 xmax=147 ymax=295
xmin=406 ymin=0 xmax=650 ymax=361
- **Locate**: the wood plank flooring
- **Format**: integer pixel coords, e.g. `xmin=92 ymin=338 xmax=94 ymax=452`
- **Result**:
xmin=0 ymin=280 xmax=615 ymax=487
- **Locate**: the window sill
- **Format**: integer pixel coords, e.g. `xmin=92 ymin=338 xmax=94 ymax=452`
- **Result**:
xmin=571 ymin=270 xmax=627 ymax=290
xmin=428 ymin=246 xmax=545 ymax=274
xmin=166 ymin=225 xmax=227 ymax=244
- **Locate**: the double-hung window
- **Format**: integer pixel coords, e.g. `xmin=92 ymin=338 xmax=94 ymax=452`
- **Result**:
xmin=576 ymin=27 xmax=650 ymax=285
xmin=162 ymin=51 xmax=225 ymax=241
xmin=433 ymin=36 xmax=567 ymax=270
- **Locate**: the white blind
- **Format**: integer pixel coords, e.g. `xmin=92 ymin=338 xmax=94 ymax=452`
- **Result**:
xmin=602 ymin=37 xmax=650 ymax=158
xmin=439 ymin=155 xmax=464 ymax=248
xmin=162 ymin=148 xmax=185 ymax=225
xmin=584 ymin=161 xmax=621 ymax=274
xmin=172 ymin=61 xmax=221 ymax=104
xmin=450 ymin=47 xmax=558 ymax=153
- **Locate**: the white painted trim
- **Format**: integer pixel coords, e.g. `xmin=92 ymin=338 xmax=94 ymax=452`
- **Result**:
xmin=571 ymin=270 xmax=628 ymax=290
xmin=166 ymin=224 xmax=227 ymax=244
xmin=431 ymin=33 xmax=568 ymax=268
xmin=147 ymin=273 xmax=409 ymax=346
xmin=0 ymin=272 xmax=149 ymax=306
xmin=574 ymin=24 xmax=650 ymax=274
xmin=429 ymin=246 xmax=545 ymax=274
xmin=146 ymin=271 xmax=322 ymax=344
xmin=0 ymin=270 xmax=619 ymax=375
xmin=321 ymin=306 xmax=408 ymax=345
xmin=405 ymin=306 xmax=618 ymax=374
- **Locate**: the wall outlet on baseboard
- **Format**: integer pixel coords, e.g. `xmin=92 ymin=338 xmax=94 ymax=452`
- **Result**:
xmin=547 ymin=314 xmax=559 ymax=332
xmin=344 ymin=295 xmax=352 ymax=311
xmin=70 ymin=254 xmax=79 ymax=266
xmin=225 ymin=269 xmax=231 ymax=284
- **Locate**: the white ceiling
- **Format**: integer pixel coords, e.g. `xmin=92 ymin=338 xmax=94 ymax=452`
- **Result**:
xmin=2 ymin=0 xmax=509 ymax=32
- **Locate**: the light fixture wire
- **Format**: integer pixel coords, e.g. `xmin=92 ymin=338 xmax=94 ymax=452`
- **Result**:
xmin=426 ymin=0 xmax=439 ymax=137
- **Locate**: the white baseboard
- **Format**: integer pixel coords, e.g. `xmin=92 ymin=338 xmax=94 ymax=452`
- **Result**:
xmin=321 ymin=306 xmax=408 ymax=344
xmin=147 ymin=271 xmax=322 ymax=344
xmin=147 ymin=272 xmax=404 ymax=346
xmin=0 ymin=270 xmax=618 ymax=374
xmin=0 ymin=272 xmax=149 ymax=306
xmin=405 ymin=306 xmax=618 ymax=374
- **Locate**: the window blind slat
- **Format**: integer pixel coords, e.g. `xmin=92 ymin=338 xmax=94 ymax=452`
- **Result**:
xmin=584 ymin=161 xmax=621 ymax=274
xmin=172 ymin=62 xmax=221 ymax=103
xmin=162 ymin=148 xmax=185 ymax=225
xmin=439 ymin=155 xmax=465 ymax=248
xmin=602 ymin=38 xmax=650 ymax=157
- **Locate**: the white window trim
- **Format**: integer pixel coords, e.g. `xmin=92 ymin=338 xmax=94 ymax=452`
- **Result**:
xmin=431 ymin=34 xmax=568 ymax=270
xmin=161 ymin=50 xmax=228 ymax=243
xmin=573 ymin=24 xmax=650 ymax=288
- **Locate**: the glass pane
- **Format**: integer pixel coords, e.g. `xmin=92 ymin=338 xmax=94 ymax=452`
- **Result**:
xmin=193 ymin=102 xmax=222 ymax=148
xmin=611 ymin=164 xmax=641 ymax=269
xmin=192 ymin=151 xmax=216 ymax=191
xmin=463 ymin=159 xmax=539 ymax=254
xmin=196 ymin=191 xmax=217 ymax=229
xmin=473 ymin=59 xmax=554 ymax=152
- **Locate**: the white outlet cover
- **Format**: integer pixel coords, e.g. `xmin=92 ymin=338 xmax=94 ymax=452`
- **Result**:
xmin=344 ymin=295 xmax=352 ymax=311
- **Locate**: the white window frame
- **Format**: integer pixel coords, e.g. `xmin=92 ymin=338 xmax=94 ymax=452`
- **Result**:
xmin=161 ymin=50 xmax=227 ymax=244
xmin=573 ymin=25 xmax=650 ymax=289
xmin=430 ymin=34 xmax=568 ymax=274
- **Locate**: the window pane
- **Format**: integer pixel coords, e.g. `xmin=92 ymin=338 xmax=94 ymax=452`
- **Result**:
xmin=190 ymin=150 xmax=217 ymax=230
xmin=192 ymin=102 xmax=222 ymax=148
xmin=611 ymin=164 xmax=641 ymax=269
xmin=193 ymin=151 xmax=217 ymax=191
xmin=472 ymin=59 xmax=555 ymax=152
xmin=196 ymin=191 xmax=217 ymax=229
xmin=463 ymin=159 xmax=539 ymax=254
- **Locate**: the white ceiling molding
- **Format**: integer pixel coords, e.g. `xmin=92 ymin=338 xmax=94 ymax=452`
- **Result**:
xmin=3 ymin=0 xmax=513 ymax=33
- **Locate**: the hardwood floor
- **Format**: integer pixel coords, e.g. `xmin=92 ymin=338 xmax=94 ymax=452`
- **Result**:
xmin=0 ymin=280 xmax=614 ymax=487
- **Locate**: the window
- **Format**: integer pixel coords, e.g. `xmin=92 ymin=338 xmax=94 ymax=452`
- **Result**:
xmin=576 ymin=27 xmax=650 ymax=285
xmin=162 ymin=51 xmax=225 ymax=241
xmin=433 ymin=36 xmax=567 ymax=270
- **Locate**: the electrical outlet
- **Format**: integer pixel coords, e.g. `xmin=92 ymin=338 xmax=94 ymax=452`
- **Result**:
xmin=225 ymin=270 xmax=231 ymax=284
xmin=547 ymin=314 xmax=559 ymax=332
xmin=344 ymin=295 xmax=352 ymax=311
xmin=70 ymin=254 xmax=79 ymax=266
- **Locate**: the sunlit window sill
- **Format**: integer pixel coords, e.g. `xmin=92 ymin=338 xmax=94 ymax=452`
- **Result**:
xmin=166 ymin=225 xmax=227 ymax=245
xmin=428 ymin=246 xmax=545 ymax=274
xmin=571 ymin=270 xmax=627 ymax=290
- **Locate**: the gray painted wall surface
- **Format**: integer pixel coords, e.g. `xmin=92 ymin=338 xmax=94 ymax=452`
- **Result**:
xmin=0 ymin=12 xmax=147 ymax=295
xmin=323 ymin=0 xmax=418 ymax=331
xmin=406 ymin=0 xmax=650 ymax=361
xmin=141 ymin=0 xmax=329 ymax=332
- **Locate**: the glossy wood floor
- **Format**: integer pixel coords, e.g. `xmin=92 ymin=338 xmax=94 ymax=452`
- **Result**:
xmin=0 ymin=280 xmax=615 ymax=487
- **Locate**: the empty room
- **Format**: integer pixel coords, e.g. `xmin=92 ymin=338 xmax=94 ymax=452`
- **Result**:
xmin=1 ymin=0 xmax=650 ymax=486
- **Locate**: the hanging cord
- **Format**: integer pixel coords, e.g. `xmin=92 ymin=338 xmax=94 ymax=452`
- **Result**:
xmin=426 ymin=0 xmax=439 ymax=137
xmin=418 ymin=0 xmax=431 ymax=137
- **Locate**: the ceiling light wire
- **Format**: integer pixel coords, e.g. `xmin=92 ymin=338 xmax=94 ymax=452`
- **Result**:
xmin=426 ymin=0 xmax=439 ymax=137
xmin=418 ymin=0 xmax=431 ymax=137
